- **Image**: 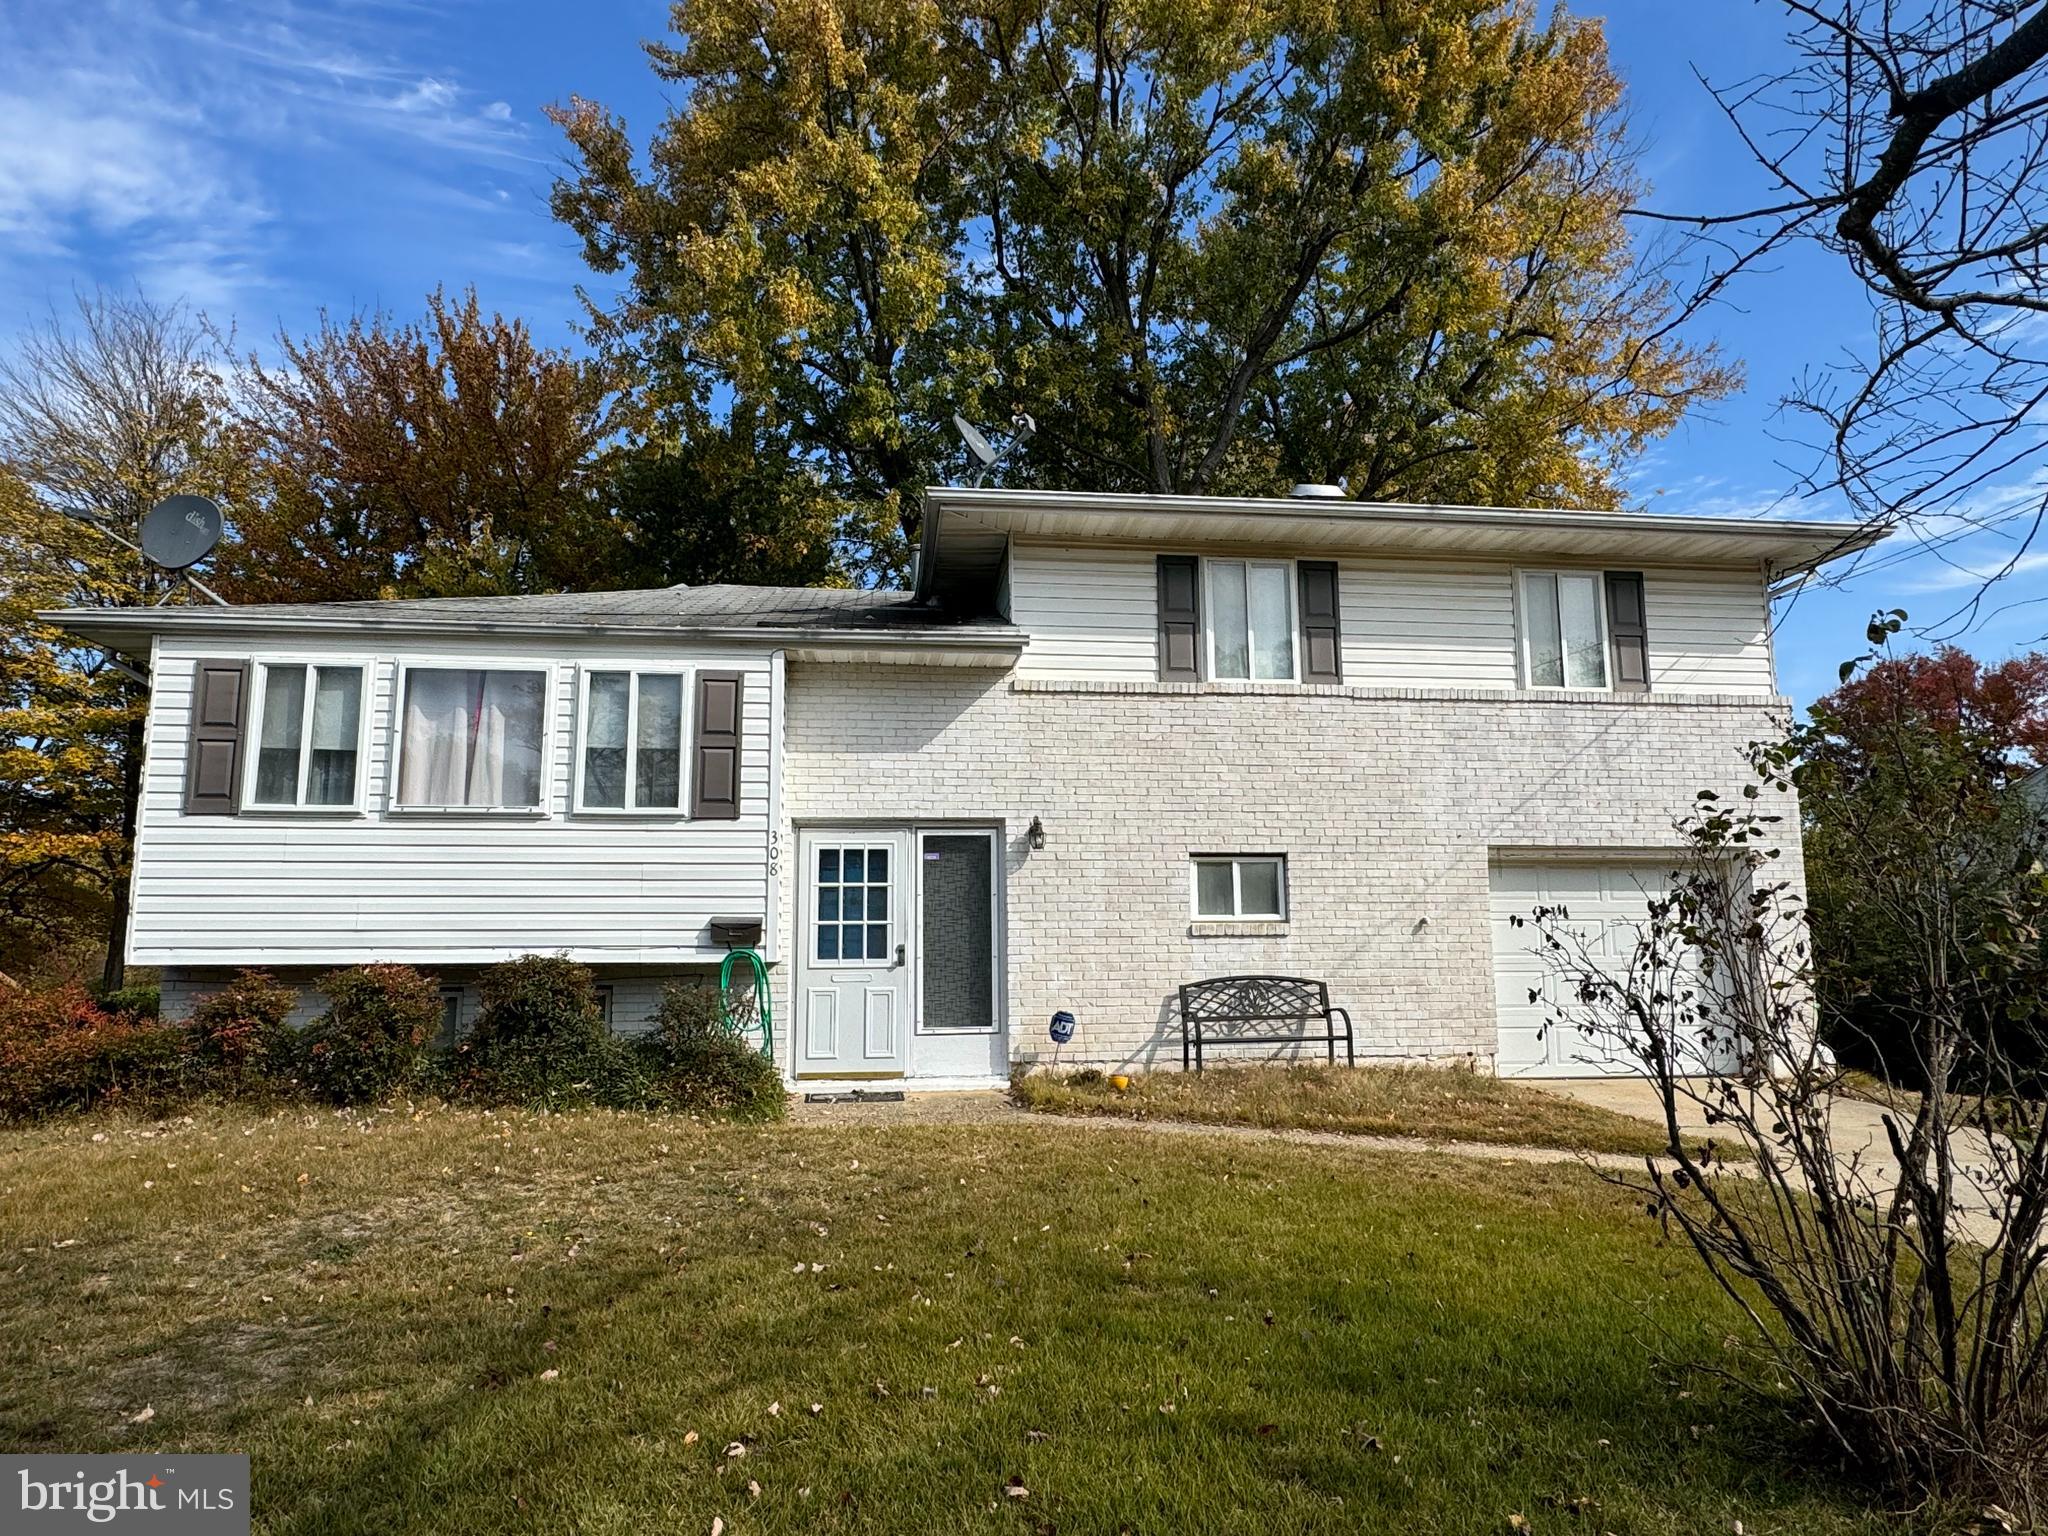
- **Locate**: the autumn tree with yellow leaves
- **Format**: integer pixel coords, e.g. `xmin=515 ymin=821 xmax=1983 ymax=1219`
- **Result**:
xmin=550 ymin=0 xmax=1733 ymax=570
xmin=0 ymin=292 xmax=247 ymax=988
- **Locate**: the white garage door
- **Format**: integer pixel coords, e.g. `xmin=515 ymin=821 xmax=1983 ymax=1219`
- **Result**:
xmin=1489 ymin=861 xmax=1694 ymax=1078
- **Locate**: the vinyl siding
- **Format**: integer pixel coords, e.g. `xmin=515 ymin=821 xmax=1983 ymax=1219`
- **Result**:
xmin=1003 ymin=543 xmax=1776 ymax=694
xmin=1643 ymin=570 xmax=1775 ymax=694
xmin=130 ymin=631 xmax=777 ymax=968
xmin=1340 ymin=561 xmax=1518 ymax=688
xmin=1007 ymin=545 xmax=1158 ymax=677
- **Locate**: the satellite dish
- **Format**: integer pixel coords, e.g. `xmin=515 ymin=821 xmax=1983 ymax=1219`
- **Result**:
xmin=952 ymin=410 xmax=1037 ymax=487
xmin=953 ymin=414 xmax=998 ymax=468
xmin=140 ymin=495 xmax=224 ymax=571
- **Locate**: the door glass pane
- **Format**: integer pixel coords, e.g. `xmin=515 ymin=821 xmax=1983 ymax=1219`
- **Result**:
xmin=1239 ymin=858 xmax=1283 ymax=917
xmin=305 ymin=667 xmax=361 ymax=806
xmin=815 ymin=844 xmax=891 ymax=963
xmin=1249 ymin=564 xmax=1293 ymax=680
xmin=583 ymin=672 xmax=628 ymax=808
xmin=1194 ymin=860 xmax=1234 ymax=916
xmin=255 ymin=665 xmax=306 ymax=804
xmin=1210 ymin=561 xmax=1249 ymax=679
xmin=921 ymin=834 xmax=994 ymax=1029
xmin=1559 ymin=575 xmax=1607 ymax=689
xmin=1522 ymin=573 xmax=1564 ymax=687
xmin=635 ymin=673 xmax=683 ymax=808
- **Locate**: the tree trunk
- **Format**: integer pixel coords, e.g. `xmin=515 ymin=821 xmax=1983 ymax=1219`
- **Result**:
xmin=99 ymin=707 xmax=145 ymax=994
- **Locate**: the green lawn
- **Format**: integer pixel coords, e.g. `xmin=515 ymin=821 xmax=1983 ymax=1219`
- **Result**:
xmin=0 ymin=1105 xmax=1882 ymax=1534
xmin=1011 ymin=1061 xmax=1709 ymax=1158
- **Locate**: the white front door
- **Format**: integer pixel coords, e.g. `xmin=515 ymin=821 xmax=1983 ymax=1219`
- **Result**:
xmin=796 ymin=829 xmax=912 ymax=1078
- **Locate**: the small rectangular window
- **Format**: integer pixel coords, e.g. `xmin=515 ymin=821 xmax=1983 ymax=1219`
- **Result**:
xmin=435 ymin=988 xmax=464 ymax=1049
xmin=396 ymin=668 xmax=548 ymax=809
xmin=579 ymin=669 xmax=687 ymax=811
xmin=248 ymin=662 xmax=364 ymax=808
xmin=1205 ymin=560 xmax=1296 ymax=681
xmin=1192 ymin=856 xmax=1287 ymax=920
xmin=1520 ymin=571 xmax=1609 ymax=690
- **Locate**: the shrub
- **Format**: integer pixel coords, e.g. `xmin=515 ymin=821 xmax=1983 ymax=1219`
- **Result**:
xmin=186 ymin=970 xmax=300 ymax=1096
xmin=646 ymin=982 xmax=785 ymax=1120
xmin=460 ymin=955 xmax=608 ymax=1106
xmin=0 ymin=985 xmax=191 ymax=1119
xmin=97 ymin=985 xmax=161 ymax=1021
xmin=301 ymin=965 xmax=442 ymax=1105
xmin=662 ymin=1033 xmax=785 ymax=1121
xmin=652 ymin=981 xmax=740 ymax=1052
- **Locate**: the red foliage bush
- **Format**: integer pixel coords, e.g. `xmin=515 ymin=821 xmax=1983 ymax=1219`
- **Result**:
xmin=186 ymin=970 xmax=299 ymax=1095
xmin=0 ymin=984 xmax=191 ymax=1120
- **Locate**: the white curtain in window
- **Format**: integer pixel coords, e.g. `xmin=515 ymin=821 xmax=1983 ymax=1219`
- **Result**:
xmin=399 ymin=670 xmax=544 ymax=807
xmin=1248 ymin=564 xmax=1293 ymax=680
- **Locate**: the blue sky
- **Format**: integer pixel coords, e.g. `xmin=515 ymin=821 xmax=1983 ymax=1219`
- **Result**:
xmin=2 ymin=0 xmax=2040 ymax=705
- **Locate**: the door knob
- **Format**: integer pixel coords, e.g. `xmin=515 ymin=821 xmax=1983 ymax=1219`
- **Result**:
xmin=895 ymin=943 xmax=906 ymax=968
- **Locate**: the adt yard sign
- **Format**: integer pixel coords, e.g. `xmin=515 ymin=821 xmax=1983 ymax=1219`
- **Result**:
xmin=1049 ymin=1010 xmax=1075 ymax=1044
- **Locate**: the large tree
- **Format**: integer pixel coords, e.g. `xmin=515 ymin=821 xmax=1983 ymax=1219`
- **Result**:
xmin=216 ymin=288 xmax=626 ymax=603
xmin=0 ymin=291 xmax=247 ymax=989
xmin=1643 ymin=2 xmax=2048 ymax=615
xmin=550 ymin=0 xmax=1731 ymax=565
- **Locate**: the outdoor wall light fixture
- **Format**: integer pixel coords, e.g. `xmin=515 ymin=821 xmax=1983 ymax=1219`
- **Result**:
xmin=1028 ymin=816 xmax=1046 ymax=850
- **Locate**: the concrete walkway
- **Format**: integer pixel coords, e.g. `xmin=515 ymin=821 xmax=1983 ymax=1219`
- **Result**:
xmin=791 ymin=1079 xmax=2016 ymax=1245
xmin=1529 ymin=1076 xmax=2010 ymax=1245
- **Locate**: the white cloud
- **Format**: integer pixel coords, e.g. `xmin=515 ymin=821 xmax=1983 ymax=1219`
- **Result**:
xmin=482 ymin=100 xmax=514 ymax=122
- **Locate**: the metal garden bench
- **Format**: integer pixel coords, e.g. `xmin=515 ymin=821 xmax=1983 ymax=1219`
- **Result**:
xmin=1177 ymin=974 xmax=1354 ymax=1073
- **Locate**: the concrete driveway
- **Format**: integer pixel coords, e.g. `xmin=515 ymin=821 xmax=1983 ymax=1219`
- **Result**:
xmin=1528 ymin=1075 xmax=2009 ymax=1246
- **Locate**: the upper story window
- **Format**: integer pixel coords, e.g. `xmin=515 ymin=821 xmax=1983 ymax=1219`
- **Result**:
xmin=248 ymin=662 xmax=365 ymax=808
xmin=578 ymin=669 xmax=687 ymax=812
xmin=1517 ymin=570 xmax=1650 ymax=693
xmin=395 ymin=666 xmax=549 ymax=809
xmin=1206 ymin=560 xmax=1296 ymax=681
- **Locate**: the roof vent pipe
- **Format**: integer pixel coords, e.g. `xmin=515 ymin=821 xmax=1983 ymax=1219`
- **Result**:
xmin=1289 ymin=482 xmax=1347 ymax=500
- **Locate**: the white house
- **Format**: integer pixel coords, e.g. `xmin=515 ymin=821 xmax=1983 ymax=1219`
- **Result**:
xmin=53 ymin=486 xmax=1878 ymax=1086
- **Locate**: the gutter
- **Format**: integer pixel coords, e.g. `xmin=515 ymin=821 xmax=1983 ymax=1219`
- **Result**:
xmin=39 ymin=609 xmax=1029 ymax=656
xmin=924 ymin=484 xmax=1882 ymax=546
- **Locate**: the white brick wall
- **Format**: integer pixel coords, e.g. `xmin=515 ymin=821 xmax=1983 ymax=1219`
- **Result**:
xmin=779 ymin=666 xmax=1804 ymax=1072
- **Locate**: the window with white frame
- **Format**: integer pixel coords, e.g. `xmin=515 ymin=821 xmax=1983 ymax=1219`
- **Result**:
xmin=395 ymin=667 xmax=548 ymax=809
xmin=1518 ymin=571 xmax=1608 ymax=689
xmin=1192 ymin=855 xmax=1287 ymax=920
xmin=578 ymin=670 xmax=686 ymax=811
xmin=248 ymin=663 xmax=365 ymax=808
xmin=1206 ymin=559 xmax=1295 ymax=681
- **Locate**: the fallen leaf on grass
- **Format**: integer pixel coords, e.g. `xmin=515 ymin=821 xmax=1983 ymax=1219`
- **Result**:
xmin=539 ymin=1369 xmax=559 ymax=1382
xmin=128 ymin=1406 xmax=154 ymax=1425
xmin=724 ymin=1442 xmax=748 ymax=1460
xmin=1004 ymin=1477 xmax=1029 ymax=1500
xmin=683 ymin=1430 xmax=699 ymax=1446
xmin=711 ymin=1519 xmax=724 ymax=1536
xmin=808 ymin=1403 xmax=823 ymax=1417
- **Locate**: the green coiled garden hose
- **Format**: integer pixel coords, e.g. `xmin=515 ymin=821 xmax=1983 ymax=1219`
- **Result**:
xmin=718 ymin=947 xmax=774 ymax=1060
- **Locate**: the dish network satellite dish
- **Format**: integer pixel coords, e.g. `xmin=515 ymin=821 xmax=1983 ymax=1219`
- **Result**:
xmin=65 ymin=494 xmax=230 ymax=605
xmin=140 ymin=494 xmax=224 ymax=571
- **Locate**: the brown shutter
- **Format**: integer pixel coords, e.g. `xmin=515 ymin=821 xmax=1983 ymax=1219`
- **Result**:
xmin=1157 ymin=555 xmax=1201 ymax=681
xmin=1297 ymin=561 xmax=1343 ymax=683
xmin=1605 ymin=571 xmax=1650 ymax=693
xmin=691 ymin=671 xmax=743 ymax=819
xmin=184 ymin=659 xmax=249 ymax=815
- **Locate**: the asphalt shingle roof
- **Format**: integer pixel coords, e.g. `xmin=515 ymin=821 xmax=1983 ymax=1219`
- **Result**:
xmin=92 ymin=584 xmax=999 ymax=632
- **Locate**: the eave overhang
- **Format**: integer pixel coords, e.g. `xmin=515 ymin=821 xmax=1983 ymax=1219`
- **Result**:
xmin=914 ymin=485 xmax=1885 ymax=609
